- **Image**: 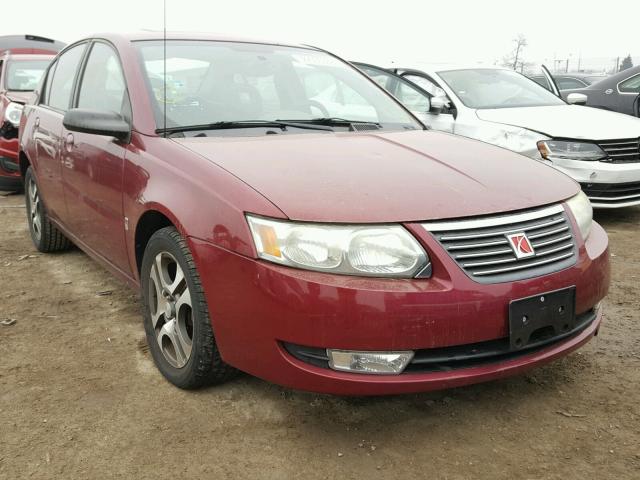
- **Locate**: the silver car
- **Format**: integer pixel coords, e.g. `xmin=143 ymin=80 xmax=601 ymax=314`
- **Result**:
xmin=356 ymin=62 xmax=640 ymax=208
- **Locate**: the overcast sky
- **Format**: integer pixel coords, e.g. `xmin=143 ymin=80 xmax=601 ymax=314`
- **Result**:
xmin=4 ymin=0 xmax=638 ymax=69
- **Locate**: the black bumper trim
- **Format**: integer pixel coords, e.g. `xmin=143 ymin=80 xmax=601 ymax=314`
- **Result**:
xmin=282 ymin=308 xmax=597 ymax=374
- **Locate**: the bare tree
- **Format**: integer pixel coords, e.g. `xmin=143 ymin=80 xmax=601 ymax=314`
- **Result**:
xmin=502 ymin=34 xmax=528 ymax=71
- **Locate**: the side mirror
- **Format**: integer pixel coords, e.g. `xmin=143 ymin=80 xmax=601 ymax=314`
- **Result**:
xmin=566 ymin=93 xmax=588 ymax=106
xmin=63 ymin=108 xmax=130 ymax=142
xmin=429 ymin=97 xmax=446 ymax=114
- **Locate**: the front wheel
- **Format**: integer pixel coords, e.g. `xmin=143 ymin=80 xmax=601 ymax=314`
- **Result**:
xmin=141 ymin=227 xmax=237 ymax=389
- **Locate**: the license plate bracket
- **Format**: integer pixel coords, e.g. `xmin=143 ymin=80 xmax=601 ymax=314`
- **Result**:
xmin=509 ymin=287 xmax=576 ymax=350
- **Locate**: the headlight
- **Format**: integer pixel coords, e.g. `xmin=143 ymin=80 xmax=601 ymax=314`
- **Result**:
xmin=246 ymin=215 xmax=430 ymax=278
xmin=537 ymin=140 xmax=606 ymax=161
xmin=4 ymin=102 xmax=24 ymax=127
xmin=565 ymin=191 xmax=593 ymax=240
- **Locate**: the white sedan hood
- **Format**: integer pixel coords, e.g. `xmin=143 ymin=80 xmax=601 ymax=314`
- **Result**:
xmin=476 ymin=105 xmax=640 ymax=140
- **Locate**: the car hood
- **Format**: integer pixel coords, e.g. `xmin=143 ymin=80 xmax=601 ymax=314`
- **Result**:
xmin=476 ymin=105 xmax=640 ymax=140
xmin=175 ymin=130 xmax=579 ymax=223
xmin=5 ymin=91 xmax=36 ymax=104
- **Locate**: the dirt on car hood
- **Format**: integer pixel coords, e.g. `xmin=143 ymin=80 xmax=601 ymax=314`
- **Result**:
xmin=175 ymin=130 xmax=579 ymax=223
xmin=476 ymin=105 xmax=640 ymax=140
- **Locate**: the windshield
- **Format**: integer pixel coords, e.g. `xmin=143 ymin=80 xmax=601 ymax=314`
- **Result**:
xmin=134 ymin=40 xmax=421 ymax=133
xmin=438 ymin=68 xmax=566 ymax=109
xmin=6 ymin=60 xmax=51 ymax=91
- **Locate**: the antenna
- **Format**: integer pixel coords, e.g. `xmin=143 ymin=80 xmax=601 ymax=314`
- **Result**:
xmin=163 ymin=0 xmax=167 ymax=137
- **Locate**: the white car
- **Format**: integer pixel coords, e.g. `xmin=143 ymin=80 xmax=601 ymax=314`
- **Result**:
xmin=356 ymin=62 xmax=640 ymax=208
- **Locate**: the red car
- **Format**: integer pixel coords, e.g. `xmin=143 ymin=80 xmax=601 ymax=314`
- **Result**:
xmin=18 ymin=33 xmax=610 ymax=395
xmin=1 ymin=36 xmax=62 ymax=191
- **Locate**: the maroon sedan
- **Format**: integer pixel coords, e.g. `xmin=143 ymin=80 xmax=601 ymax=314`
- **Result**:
xmin=18 ymin=33 xmax=610 ymax=395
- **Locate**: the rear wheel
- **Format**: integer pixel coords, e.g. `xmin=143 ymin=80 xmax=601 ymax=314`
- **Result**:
xmin=24 ymin=166 xmax=72 ymax=252
xmin=141 ymin=227 xmax=237 ymax=389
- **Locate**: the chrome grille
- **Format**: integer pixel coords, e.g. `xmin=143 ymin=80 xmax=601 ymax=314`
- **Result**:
xmin=423 ymin=205 xmax=577 ymax=284
xmin=597 ymin=138 xmax=640 ymax=163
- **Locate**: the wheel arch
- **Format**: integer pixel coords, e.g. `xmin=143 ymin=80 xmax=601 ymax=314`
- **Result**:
xmin=133 ymin=206 xmax=184 ymax=274
xmin=18 ymin=150 xmax=31 ymax=179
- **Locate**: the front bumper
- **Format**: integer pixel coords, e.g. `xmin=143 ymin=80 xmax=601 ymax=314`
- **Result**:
xmin=0 ymin=155 xmax=21 ymax=191
xmin=548 ymin=157 xmax=640 ymax=208
xmin=0 ymin=135 xmax=21 ymax=191
xmin=189 ymin=221 xmax=610 ymax=395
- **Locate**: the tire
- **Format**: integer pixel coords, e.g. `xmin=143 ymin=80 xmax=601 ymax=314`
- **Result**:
xmin=24 ymin=166 xmax=72 ymax=252
xmin=141 ymin=226 xmax=237 ymax=389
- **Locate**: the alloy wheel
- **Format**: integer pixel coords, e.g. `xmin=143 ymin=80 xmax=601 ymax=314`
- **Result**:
xmin=28 ymin=176 xmax=42 ymax=242
xmin=148 ymin=251 xmax=194 ymax=368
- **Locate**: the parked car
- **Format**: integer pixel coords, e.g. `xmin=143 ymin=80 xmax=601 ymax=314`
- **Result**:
xmin=529 ymin=72 xmax=607 ymax=91
xmin=0 ymin=53 xmax=56 ymax=190
xmin=355 ymin=62 xmax=640 ymax=208
xmin=0 ymin=35 xmax=63 ymax=191
xmin=19 ymin=33 xmax=609 ymax=395
xmin=560 ymin=65 xmax=640 ymax=117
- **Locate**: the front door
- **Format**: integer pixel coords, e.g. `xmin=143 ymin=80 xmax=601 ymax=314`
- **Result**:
xmin=400 ymin=72 xmax=456 ymax=133
xmin=61 ymin=41 xmax=131 ymax=272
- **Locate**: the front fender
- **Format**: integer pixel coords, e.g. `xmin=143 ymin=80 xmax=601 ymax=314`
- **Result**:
xmin=123 ymin=133 xmax=286 ymax=281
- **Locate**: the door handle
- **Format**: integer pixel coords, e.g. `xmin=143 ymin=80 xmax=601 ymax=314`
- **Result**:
xmin=32 ymin=117 xmax=40 ymax=140
xmin=64 ymin=133 xmax=75 ymax=152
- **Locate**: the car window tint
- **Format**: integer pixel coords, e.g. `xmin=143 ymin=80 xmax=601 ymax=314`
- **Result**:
xmin=403 ymin=74 xmax=447 ymax=98
xmin=530 ymin=76 xmax=550 ymax=90
xmin=6 ymin=60 xmax=50 ymax=91
xmin=557 ymin=78 xmax=587 ymax=90
xmin=78 ymin=43 xmax=127 ymax=116
xmin=357 ymin=65 xmax=394 ymax=90
xmin=48 ymin=44 xmax=86 ymax=111
xmin=135 ymin=41 xmax=421 ymax=131
xmin=358 ymin=66 xmax=430 ymax=113
xmin=392 ymin=81 xmax=428 ymax=112
xmin=437 ymin=69 xmax=566 ymax=109
xmin=619 ymin=74 xmax=640 ymax=93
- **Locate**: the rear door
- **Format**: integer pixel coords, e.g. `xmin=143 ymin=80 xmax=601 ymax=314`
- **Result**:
xmin=61 ymin=40 xmax=131 ymax=272
xmin=30 ymin=43 xmax=87 ymax=221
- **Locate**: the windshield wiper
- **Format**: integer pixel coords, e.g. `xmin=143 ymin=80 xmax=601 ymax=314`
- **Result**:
xmin=277 ymin=117 xmax=382 ymax=127
xmin=157 ymin=120 xmax=333 ymax=135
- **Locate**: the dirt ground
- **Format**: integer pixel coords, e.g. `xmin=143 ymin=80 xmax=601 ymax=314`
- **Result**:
xmin=0 ymin=191 xmax=638 ymax=480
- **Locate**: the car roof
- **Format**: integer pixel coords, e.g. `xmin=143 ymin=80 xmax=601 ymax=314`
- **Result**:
xmin=83 ymin=31 xmax=312 ymax=50
xmin=394 ymin=63 xmax=512 ymax=75
xmin=0 ymin=35 xmax=65 ymax=55
xmin=600 ymin=65 xmax=640 ymax=82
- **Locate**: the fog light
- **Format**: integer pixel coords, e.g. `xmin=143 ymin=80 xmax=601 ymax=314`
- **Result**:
xmin=327 ymin=350 xmax=414 ymax=375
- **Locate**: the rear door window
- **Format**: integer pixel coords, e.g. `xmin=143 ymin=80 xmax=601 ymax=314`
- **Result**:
xmin=557 ymin=78 xmax=587 ymax=90
xmin=619 ymin=74 xmax=640 ymax=93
